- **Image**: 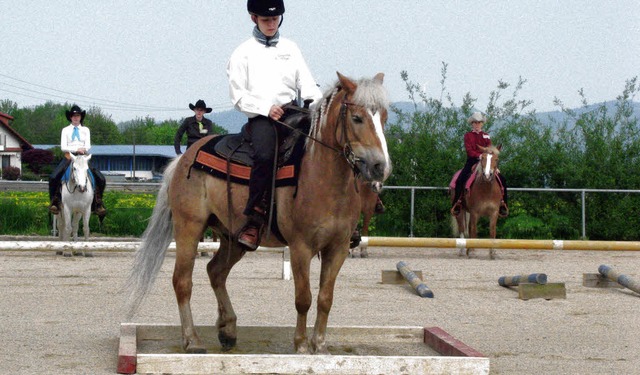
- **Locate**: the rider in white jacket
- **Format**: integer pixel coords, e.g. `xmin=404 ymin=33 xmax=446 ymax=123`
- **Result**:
xmin=227 ymin=0 xmax=322 ymax=251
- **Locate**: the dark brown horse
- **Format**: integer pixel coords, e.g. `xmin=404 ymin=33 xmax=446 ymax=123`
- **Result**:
xmin=450 ymin=145 xmax=503 ymax=259
xmin=126 ymin=72 xmax=391 ymax=354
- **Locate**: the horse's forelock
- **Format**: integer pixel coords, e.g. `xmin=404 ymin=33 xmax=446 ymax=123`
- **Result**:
xmin=352 ymin=78 xmax=389 ymax=113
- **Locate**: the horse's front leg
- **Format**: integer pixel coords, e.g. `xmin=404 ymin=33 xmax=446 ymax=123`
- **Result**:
xmin=489 ymin=213 xmax=499 ymax=260
xmin=81 ymin=208 xmax=93 ymax=257
xmin=173 ymin=230 xmax=206 ymax=353
xmin=468 ymin=213 xmax=479 ymax=256
xmin=62 ymin=208 xmax=72 ymax=243
xmin=290 ymin=246 xmax=313 ymax=353
xmin=71 ymin=211 xmax=82 ymax=242
xmin=311 ymin=245 xmax=348 ymax=354
xmin=207 ymin=236 xmax=245 ymax=351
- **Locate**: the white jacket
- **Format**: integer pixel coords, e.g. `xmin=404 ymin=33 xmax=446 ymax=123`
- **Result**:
xmin=227 ymin=36 xmax=322 ymax=118
xmin=60 ymin=124 xmax=91 ymax=154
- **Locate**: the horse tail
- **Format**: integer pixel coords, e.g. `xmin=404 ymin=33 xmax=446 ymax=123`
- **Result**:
xmin=124 ymin=156 xmax=181 ymax=319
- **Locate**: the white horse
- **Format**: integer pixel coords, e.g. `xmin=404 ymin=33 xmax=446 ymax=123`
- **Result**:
xmin=57 ymin=153 xmax=94 ymax=256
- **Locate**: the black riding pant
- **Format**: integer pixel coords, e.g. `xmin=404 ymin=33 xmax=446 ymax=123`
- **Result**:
xmin=49 ymin=159 xmax=71 ymax=201
xmin=241 ymin=111 xmax=296 ymax=217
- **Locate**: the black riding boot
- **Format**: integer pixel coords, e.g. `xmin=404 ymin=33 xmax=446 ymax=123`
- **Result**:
xmin=91 ymin=168 xmax=107 ymax=217
xmin=48 ymin=159 xmax=68 ymax=215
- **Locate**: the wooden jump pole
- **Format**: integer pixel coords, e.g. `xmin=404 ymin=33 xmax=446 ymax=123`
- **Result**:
xmin=598 ymin=264 xmax=640 ymax=294
xmin=360 ymin=237 xmax=640 ymax=251
xmin=396 ymin=261 xmax=433 ymax=298
xmin=498 ymin=273 xmax=547 ymax=287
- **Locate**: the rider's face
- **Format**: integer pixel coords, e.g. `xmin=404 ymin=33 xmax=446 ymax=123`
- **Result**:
xmin=254 ymin=15 xmax=280 ymax=37
xmin=471 ymin=121 xmax=484 ymax=132
xmin=71 ymin=114 xmax=81 ymax=125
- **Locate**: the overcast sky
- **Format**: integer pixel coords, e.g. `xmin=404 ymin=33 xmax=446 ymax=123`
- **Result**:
xmin=2 ymin=1 xmax=639 ymax=125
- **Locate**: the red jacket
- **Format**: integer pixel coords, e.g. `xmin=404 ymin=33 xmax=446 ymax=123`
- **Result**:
xmin=464 ymin=131 xmax=492 ymax=159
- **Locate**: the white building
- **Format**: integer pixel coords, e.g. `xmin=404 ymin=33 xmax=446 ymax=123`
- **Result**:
xmin=0 ymin=112 xmax=33 ymax=176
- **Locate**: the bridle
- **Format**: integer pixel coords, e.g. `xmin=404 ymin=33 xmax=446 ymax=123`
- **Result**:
xmin=274 ymin=93 xmax=367 ymax=179
xmin=65 ymin=161 xmax=89 ymax=194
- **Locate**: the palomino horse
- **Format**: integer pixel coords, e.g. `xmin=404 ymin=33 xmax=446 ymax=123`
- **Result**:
xmin=450 ymin=145 xmax=503 ymax=259
xmin=126 ymin=72 xmax=391 ymax=354
xmin=58 ymin=153 xmax=94 ymax=256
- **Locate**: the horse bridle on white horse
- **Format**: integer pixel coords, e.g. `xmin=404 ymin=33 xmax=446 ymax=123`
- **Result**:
xmin=66 ymin=158 xmax=90 ymax=194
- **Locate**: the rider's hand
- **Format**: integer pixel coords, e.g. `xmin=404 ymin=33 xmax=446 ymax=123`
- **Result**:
xmin=268 ymin=105 xmax=284 ymax=121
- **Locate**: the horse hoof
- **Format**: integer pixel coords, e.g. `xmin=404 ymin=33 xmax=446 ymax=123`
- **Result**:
xmin=73 ymin=251 xmax=83 ymax=256
xmin=84 ymin=252 xmax=94 ymax=258
xmin=56 ymin=250 xmax=63 ymax=256
xmin=186 ymin=345 xmax=207 ymax=354
xmin=360 ymin=249 xmax=369 ymax=258
xmin=295 ymin=343 xmax=310 ymax=354
xmin=218 ymin=333 xmax=237 ymax=351
xmin=63 ymin=252 xmax=72 ymax=258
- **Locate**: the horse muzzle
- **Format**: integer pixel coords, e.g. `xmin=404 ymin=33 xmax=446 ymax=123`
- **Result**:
xmin=355 ymin=156 xmax=390 ymax=185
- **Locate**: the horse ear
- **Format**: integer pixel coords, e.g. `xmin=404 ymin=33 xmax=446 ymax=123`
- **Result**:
xmin=373 ymin=73 xmax=385 ymax=84
xmin=336 ymin=72 xmax=357 ymax=92
xmin=86 ymin=154 xmax=92 ymax=161
xmin=497 ymin=144 xmax=502 ymax=151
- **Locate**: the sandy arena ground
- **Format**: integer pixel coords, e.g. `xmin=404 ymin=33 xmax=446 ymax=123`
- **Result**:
xmin=1 ymin=242 xmax=639 ymax=374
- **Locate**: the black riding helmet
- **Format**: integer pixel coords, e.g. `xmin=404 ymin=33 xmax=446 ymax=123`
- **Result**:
xmin=247 ymin=0 xmax=285 ymax=16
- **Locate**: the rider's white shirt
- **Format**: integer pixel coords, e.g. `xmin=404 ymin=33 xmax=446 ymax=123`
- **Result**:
xmin=60 ymin=124 xmax=91 ymax=154
xmin=227 ymin=36 xmax=323 ymax=118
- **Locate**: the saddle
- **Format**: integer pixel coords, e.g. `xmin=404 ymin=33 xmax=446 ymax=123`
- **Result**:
xmin=449 ymin=166 xmax=505 ymax=194
xmin=190 ymin=110 xmax=311 ymax=187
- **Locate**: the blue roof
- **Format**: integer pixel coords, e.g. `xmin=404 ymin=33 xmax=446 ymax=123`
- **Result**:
xmin=33 ymin=145 xmax=176 ymax=158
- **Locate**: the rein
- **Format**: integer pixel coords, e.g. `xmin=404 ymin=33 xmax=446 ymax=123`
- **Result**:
xmin=274 ymin=97 xmax=363 ymax=181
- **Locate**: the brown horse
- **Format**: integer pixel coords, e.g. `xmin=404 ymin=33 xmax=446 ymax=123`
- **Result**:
xmin=450 ymin=145 xmax=503 ymax=259
xmin=350 ymin=181 xmax=383 ymax=258
xmin=126 ymin=72 xmax=391 ymax=354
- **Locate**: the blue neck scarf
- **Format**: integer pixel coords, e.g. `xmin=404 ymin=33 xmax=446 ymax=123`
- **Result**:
xmin=72 ymin=126 xmax=81 ymax=141
xmin=253 ymin=26 xmax=279 ymax=47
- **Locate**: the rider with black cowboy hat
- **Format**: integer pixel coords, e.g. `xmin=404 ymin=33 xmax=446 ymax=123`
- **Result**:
xmin=450 ymin=111 xmax=508 ymax=217
xmin=48 ymin=104 xmax=107 ymax=217
xmin=227 ymin=0 xmax=323 ymax=250
xmin=174 ymin=99 xmax=214 ymax=155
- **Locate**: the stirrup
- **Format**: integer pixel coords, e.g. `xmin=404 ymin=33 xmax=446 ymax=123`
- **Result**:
xmin=94 ymin=205 xmax=107 ymax=216
xmin=237 ymin=223 xmax=261 ymax=251
xmin=49 ymin=204 xmax=60 ymax=215
xmin=374 ymin=197 xmax=385 ymax=214
xmin=450 ymin=200 xmax=462 ymax=216
xmin=499 ymin=201 xmax=509 ymax=217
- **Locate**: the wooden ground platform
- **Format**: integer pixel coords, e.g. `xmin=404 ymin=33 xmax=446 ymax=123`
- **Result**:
xmin=118 ymin=323 xmax=489 ymax=374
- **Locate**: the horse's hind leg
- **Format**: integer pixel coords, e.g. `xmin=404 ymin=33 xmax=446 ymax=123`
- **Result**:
xmin=206 ymin=235 xmax=245 ymax=351
xmin=173 ymin=226 xmax=207 ymax=353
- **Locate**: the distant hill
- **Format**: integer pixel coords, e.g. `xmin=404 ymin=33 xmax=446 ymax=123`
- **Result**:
xmin=205 ymin=100 xmax=640 ymax=134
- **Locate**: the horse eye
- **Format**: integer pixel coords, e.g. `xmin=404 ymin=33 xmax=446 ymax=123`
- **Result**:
xmin=351 ymin=115 xmax=363 ymax=124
